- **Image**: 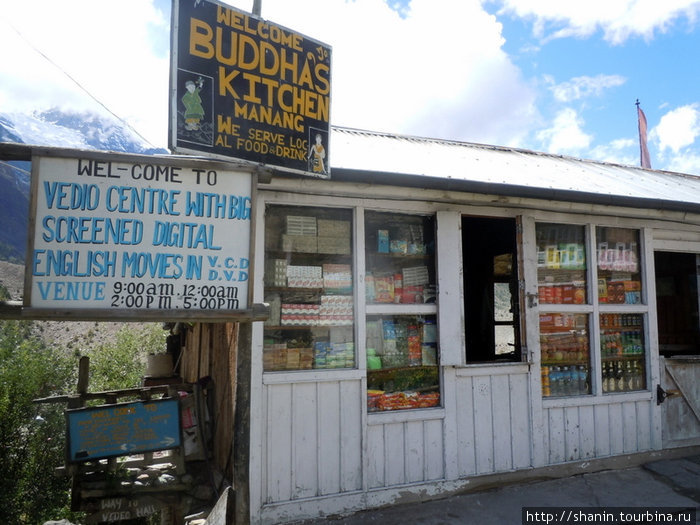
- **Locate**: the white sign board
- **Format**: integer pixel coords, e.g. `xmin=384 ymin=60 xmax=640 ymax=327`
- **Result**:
xmin=27 ymin=155 xmax=252 ymax=312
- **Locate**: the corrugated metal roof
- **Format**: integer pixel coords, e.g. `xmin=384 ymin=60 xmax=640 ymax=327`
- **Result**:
xmin=330 ymin=126 xmax=700 ymax=213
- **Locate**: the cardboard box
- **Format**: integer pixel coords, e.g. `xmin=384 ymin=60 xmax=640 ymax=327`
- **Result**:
xmin=282 ymin=234 xmax=317 ymax=253
xmin=317 ymin=236 xmax=350 ymax=254
xmin=317 ymin=219 xmax=350 ymax=237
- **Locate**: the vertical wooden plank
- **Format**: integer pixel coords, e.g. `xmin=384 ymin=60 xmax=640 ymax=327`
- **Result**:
xmin=491 ymin=375 xmax=512 ymax=472
xmin=266 ymin=384 xmax=292 ymax=503
xmin=473 ymin=376 xmax=494 ymax=474
xmin=456 ymin=376 xmax=477 ymax=476
xmin=594 ymin=404 xmax=611 ymax=457
xmin=564 ymin=406 xmax=581 ymax=461
xmin=366 ymin=424 xmax=385 ymax=489
xmin=636 ymin=400 xmax=652 ymax=451
xmin=317 ymin=381 xmax=341 ymax=496
xmin=424 ymin=419 xmax=445 ymax=481
xmin=622 ymin=401 xmax=638 ymax=453
xmin=384 ymin=422 xmax=406 ymax=486
xmin=339 ymin=380 xmax=363 ymax=493
xmin=578 ymin=405 xmax=595 ymax=458
xmin=291 ymin=382 xmax=318 ymax=499
xmin=442 ymin=367 xmax=459 ymax=480
xmin=608 ymin=403 xmax=624 ymax=455
xmin=509 ymin=373 xmax=532 ymax=469
xmin=644 ymin=228 xmax=663 ymax=450
xmin=404 ymin=421 xmax=425 ymax=483
xmin=548 ymin=407 xmax=565 ymax=464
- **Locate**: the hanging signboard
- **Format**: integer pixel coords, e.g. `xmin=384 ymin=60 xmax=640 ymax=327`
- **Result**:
xmin=26 ymin=152 xmax=252 ymax=314
xmin=66 ymin=399 xmax=181 ymax=462
xmin=169 ymin=0 xmax=332 ymax=178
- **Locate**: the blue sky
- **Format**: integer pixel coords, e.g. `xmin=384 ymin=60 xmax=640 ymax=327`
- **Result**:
xmin=1 ymin=0 xmax=699 ymax=174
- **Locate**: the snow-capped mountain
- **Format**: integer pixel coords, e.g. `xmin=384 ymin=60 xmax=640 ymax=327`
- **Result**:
xmin=1 ymin=109 xmax=167 ymax=155
xmin=0 ymin=109 xmax=168 ymax=263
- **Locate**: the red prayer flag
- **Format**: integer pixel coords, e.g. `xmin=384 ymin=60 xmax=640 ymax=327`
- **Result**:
xmin=637 ymin=103 xmax=651 ymax=169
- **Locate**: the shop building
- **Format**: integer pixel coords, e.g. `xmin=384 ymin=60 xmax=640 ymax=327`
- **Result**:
xmin=188 ymin=127 xmax=700 ymax=524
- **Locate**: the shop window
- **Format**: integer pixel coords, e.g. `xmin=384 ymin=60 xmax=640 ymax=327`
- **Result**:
xmin=263 ymin=205 xmax=354 ymax=371
xmin=536 ymin=224 xmax=587 ymax=305
xmin=462 ymin=216 xmax=521 ymax=362
xmin=364 ymin=212 xmax=439 ymax=411
xmin=596 ymin=227 xmax=642 ymax=305
xmin=536 ymin=223 xmax=649 ymax=398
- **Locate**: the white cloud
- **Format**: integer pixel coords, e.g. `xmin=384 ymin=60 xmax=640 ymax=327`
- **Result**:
xmin=654 ymin=103 xmax=700 ymax=153
xmin=589 ymin=137 xmax=637 ymax=165
xmin=535 ymin=107 xmax=593 ymax=155
xmin=550 ymin=74 xmax=626 ymax=103
xmin=496 ymin=0 xmax=700 ymax=44
xmin=0 ymin=0 xmax=539 ymax=149
xmin=228 ymin=0 xmax=538 ymax=143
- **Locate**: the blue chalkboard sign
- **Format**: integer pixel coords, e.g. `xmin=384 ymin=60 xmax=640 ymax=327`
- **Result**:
xmin=66 ymin=399 xmax=181 ymax=462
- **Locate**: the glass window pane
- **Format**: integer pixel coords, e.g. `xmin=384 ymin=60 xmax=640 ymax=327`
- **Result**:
xmin=596 ymin=227 xmax=642 ymax=305
xmin=600 ymin=314 xmax=647 ymax=392
xmin=494 ymin=283 xmax=513 ymax=322
xmin=365 ymin=212 xmax=436 ymax=305
xmin=540 ymin=313 xmax=591 ymax=397
xmin=536 ymin=224 xmax=587 ymax=305
xmin=263 ymin=205 xmax=354 ymax=371
xmin=366 ymin=315 xmax=440 ymax=411
xmin=494 ymin=325 xmax=515 ymax=355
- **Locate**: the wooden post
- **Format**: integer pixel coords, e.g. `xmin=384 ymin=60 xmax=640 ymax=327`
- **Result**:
xmin=233 ymin=322 xmax=252 ymax=525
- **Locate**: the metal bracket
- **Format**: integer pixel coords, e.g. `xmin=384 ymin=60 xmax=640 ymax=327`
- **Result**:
xmin=526 ymin=292 xmax=539 ymax=308
xmin=656 ymin=384 xmax=681 ymax=405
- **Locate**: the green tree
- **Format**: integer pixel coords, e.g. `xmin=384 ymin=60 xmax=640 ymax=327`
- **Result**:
xmin=87 ymin=324 xmax=168 ymax=391
xmin=0 ymin=318 xmax=75 ymax=524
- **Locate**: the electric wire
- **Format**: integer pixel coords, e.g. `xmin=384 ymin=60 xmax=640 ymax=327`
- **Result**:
xmin=5 ymin=20 xmax=159 ymax=150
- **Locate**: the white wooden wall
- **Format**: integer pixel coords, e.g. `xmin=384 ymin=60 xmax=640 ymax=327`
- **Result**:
xmin=262 ymin=378 xmax=363 ymax=504
xmin=453 ymin=366 xmax=532 ymax=476
xmin=542 ymin=400 xmax=653 ymax=464
xmin=366 ymin=413 xmax=445 ymax=488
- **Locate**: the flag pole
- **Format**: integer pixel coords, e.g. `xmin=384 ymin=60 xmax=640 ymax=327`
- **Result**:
xmin=253 ymin=0 xmax=262 ymax=16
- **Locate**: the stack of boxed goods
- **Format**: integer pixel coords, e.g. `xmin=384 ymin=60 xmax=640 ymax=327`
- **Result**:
xmin=280 ymin=215 xmax=351 ymax=254
xmin=286 ymin=265 xmax=323 ymax=288
xmin=265 ymin=259 xmax=288 ymax=287
xmin=401 ymin=266 xmax=429 ymax=303
xmin=282 ymin=215 xmax=318 ymax=253
xmin=313 ymin=341 xmax=354 ymax=368
xmin=263 ymin=342 xmax=287 ymax=370
xmin=281 ymin=303 xmax=320 ymax=326
xmin=322 ymin=263 xmax=352 ymax=292
xmin=320 ymin=295 xmax=353 ymax=326
xmin=264 ymin=342 xmax=314 ymax=370
xmin=317 ymin=219 xmax=351 ymax=254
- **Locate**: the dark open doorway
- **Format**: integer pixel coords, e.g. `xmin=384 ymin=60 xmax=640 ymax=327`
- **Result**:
xmin=462 ymin=216 xmax=521 ymax=363
xmin=654 ymin=251 xmax=700 ymax=356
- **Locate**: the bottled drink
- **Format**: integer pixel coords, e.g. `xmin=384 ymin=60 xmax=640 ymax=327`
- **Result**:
xmin=615 ymin=361 xmax=625 ymax=391
xmin=578 ymin=365 xmax=588 ymax=394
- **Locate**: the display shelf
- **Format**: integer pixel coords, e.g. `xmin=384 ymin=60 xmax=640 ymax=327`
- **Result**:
xmin=365 ymin=304 xmax=437 ymax=315
xmin=263 ymin=324 xmax=353 ymax=330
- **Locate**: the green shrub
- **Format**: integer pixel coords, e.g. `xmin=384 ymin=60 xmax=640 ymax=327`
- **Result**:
xmin=0 ymin=320 xmax=75 ymax=523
